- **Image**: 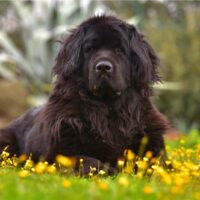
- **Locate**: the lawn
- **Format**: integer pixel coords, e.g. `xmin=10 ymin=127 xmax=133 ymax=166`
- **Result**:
xmin=0 ymin=130 xmax=199 ymax=200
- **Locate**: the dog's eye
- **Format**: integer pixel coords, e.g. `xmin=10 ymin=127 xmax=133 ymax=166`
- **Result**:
xmin=85 ymin=46 xmax=94 ymax=53
xmin=115 ymin=48 xmax=122 ymax=54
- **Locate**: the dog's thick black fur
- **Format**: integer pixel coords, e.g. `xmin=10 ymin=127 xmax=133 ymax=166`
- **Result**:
xmin=0 ymin=16 xmax=169 ymax=174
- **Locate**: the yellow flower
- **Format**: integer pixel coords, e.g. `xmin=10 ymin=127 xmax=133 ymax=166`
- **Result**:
xmin=56 ymin=155 xmax=73 ymax=167
xmin=145 ymin=151 xmax=153 ymax=158
xmin=147 ymin=168 xmax=153 ymax=175
xmin=123 ymin=165 xmax=133 ymax=174
xmin=117 ymin=159 xmax=124 ymax=167
xmin=24 ymin=159 xmax=34 ymax=169
xmin=165 ymin=160 xmax=172 ymax=166
xmin=88 ymin=172 xmax=93 ymax=177
xmin=98 ymin=181 xmax=108 ymax=190
xmin=98 ymin=170 xmax=106 ymax=176
xmin=18 ymin=170 xmax=30 ymax=178
xmin=162 ymin=175 xmax=172 ymax=185
xmin=90 ymin=167 xmax=97 ymax=172
xmin=63 ymin=179 xmax=72 ymax=188
xmin=143 ymin=186 xmax=153 ymax=194
xmin=118 ymin=176 xmax=129 ymax=187
xmin=137 ymin=160 xmax=148 ymax=170
xmin=143 ymin=157 xmax=149 ymax=162
xmin=19 ymin=154 xmax=27 ymax=162
xmin=47 ymin=164 xmax=56 ymax=174
xmin=136 ymin=172 xmax=143 ymax=179
xmin=6 ymin=158 xmax=13 ymax=165
xmin=35 ymin=162 xmax=47 ymax=174
xmin=88 ymin=166 xmax=97 ymax=177
xmin=174 ymin=176 xmax=188 ymax=186
xmin=127 ymin=150 xmax=135 ymax=160
xmin=1 ymin=150 xmax=10 ymax=159
xmin=12 ymin=156 xmax=18 ymax=167
xmin=170 ymin=186 xmax=183 ymax=194
xmin=1 ymin=161 xmax=6 ymax=167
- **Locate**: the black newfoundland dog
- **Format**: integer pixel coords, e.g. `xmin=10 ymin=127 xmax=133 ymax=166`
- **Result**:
xmin=0 ymin=16 xmax=169 ymax=173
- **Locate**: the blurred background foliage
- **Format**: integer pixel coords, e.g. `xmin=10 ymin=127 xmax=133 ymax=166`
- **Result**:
xmin=0 ymin=0 xmax=199 ymax=133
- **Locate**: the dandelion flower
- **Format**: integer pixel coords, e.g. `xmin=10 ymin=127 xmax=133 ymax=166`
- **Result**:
xmin=24 ymin=159 xmax=34 ymax=169
xmin=127 ymin=150 xmax=135 ymax=160
xmin=118 ymin=176 xmax=129 ymax=187
xmin=117 ymin=159 xmax=124 ymax=167
xmin=98 ymin=181 xmax=108 ymax=190
xmin=98 ymin=170 xmax=106 ymax=176
xmin=47 ymin=164 xmax=56 ymax=174
xmin=170 ymin=186 xmax=183 ymax=194
xmin=63 ymin=179 xmax=72 ymax=188
xmin=35 ymin=162 xmax=47 ymax=174
xmin=19 ymin=154 xmax=27 ymax=162
xmin=1 ymin=150 xmax=10 ymax=159
xmin=143 ymin=186 xmax=153 ymax=194
xmin=56 ymin=155 xmax=72 ymax=167
xmin=18 ymin=170 xmax=30 ymax=178
xmin=145 ymin=151 xmax=153 ymax=158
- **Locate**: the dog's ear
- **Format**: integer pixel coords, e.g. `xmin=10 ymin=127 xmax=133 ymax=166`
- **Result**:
xmin=53 ymin=28 xmax=84 ymax=79
xmin=128 ymin=25 xmax=160 ymax=90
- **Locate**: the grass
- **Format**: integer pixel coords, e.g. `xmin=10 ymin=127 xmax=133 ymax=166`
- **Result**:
xmin=0 ymin=169 xmax=198 ymax=200
xmin=0 ymin=131 xmax=199 ymax=200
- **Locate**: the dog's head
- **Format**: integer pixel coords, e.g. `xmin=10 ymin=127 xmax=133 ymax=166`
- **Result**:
xmin=53 ymin=16 xmax=160 ymax=99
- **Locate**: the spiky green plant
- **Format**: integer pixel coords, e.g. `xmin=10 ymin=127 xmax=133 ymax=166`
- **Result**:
xmin=0 ymin=0 xmax=90 ymax=94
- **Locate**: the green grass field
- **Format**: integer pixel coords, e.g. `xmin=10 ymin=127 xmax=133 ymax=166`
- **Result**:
xmin=0 ymin=130 xmax=199 ymax=200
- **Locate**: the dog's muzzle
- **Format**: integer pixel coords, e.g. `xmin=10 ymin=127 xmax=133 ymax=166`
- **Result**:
xmin=95 ymin=60 xmax=113 ymax=74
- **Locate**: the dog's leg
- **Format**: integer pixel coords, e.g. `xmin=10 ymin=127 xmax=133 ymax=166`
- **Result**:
xmin=0 ymin=107 xmax=41 ymax=157
xmin=0 ymin=126 xmax=19 ymax=156
xmin=73 ymin=155 xmax=116 ymax=176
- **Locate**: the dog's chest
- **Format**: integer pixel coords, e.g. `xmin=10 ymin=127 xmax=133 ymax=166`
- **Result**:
xmin=80 ymin=123 xmax=134 ymax=163
xmin=81 ymin=137 xmax=125 ymax=164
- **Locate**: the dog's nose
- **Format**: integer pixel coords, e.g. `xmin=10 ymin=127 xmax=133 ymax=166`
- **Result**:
xmin=95 ymin=60 xmax=113 ymax=73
